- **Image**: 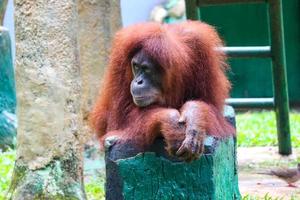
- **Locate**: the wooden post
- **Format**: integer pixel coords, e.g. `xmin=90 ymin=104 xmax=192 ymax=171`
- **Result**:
xmin=105 ymin=106 xmax=241 ymax=200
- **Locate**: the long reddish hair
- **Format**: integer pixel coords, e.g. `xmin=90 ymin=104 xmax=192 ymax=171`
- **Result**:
xmin=90 ymin=21 xmax=230 ymax=137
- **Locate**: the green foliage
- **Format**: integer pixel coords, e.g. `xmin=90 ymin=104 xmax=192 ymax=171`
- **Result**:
xmin=0 ymin=149 xmax=105 ymax=200
xmin=242 ymin=193 xmax=283 ymax=200
xmin=0 ymin=149 xmax=15 ymax=200
xmin=85 ymin=176 xmax=105 ymax=200
xmin=236 ymin=111 xmax=300 ymax=147
xmin=242 ymin=193 xmax=299 ymax=200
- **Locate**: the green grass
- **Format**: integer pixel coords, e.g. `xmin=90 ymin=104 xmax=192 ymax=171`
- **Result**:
xmin=236 ymin=110 xmax=300 ymax=147
xmin=242 ymin=193 xmax=299 ymax=200
xmin=0 ymin=150 xmax=15 ymax=200
xmin=0 ymin=149 xmax=105 ymax=200
xmin=85 ymin=177 xmax=105 ymax=200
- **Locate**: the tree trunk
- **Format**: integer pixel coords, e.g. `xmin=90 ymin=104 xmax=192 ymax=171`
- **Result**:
xmin=8 ymin=0 xmax=86 ymax=199
xmin=78 ymin=0 xmax=121 ymax=135
xmin=77 ymin=0 xmax=122 ymax=184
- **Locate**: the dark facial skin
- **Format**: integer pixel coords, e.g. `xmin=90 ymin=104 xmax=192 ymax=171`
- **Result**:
xmin=130 ymin=50 xmax=163 ymax=107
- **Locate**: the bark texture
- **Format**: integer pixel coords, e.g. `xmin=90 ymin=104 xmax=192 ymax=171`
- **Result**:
xmin=9 ymin=0 xmax=85 ymax=199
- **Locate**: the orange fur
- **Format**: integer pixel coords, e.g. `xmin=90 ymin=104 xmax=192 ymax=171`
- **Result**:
xmin=90 ymin=21 xmax=234 ymax=150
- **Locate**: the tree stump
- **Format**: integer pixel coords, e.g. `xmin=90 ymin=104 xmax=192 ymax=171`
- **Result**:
xmin=105 ymin=106 xmax=241 ymax=200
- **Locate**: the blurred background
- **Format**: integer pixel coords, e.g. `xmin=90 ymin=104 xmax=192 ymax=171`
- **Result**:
xmin=4 ymin=0 xmax=300 ymax=104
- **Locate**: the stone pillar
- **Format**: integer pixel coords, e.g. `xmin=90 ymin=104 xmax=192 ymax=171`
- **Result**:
xmin=9 ymin=0 xmax=86 ymax=199
xmin=78 ymin=0 xmax=121 ymax=134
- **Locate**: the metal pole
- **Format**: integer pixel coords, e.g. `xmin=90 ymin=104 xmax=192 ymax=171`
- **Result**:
xmin=226 ymin=98 xmax=274 ymax=108
xmin=218 ymin=46 xmax=271 ymax=58
xmin=268 ymin=0 xmax=291 ymax=155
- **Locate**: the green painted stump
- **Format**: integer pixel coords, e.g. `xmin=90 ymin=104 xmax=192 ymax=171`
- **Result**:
xmin=105 ymin=106 xmax=241 ymax=200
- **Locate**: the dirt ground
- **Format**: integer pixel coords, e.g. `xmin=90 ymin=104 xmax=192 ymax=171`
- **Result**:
xmin=238 ymin=147 xmax=300 ymax=199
